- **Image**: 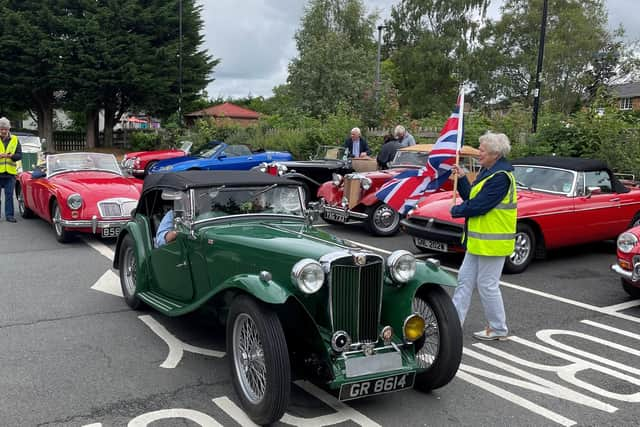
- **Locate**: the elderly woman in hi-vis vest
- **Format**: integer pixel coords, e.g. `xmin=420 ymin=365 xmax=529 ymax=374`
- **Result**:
xmin=449 ymin=132 xmax=517 ymax=341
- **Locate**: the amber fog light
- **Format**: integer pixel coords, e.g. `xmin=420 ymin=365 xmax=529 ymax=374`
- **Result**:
xmin=403 ymin=314 xmax=426 ymax=342
xmin=331 ymin=330 xmax=351 ymax=352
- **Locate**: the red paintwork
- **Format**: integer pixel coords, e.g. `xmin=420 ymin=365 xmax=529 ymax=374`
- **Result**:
xmin=123 ymin=148 xmax=187 ymax=173
xmin=17 ymin=170 xmax=143 ymax=232
xmin=614 ymin=225 xmax=640 ymax=288
xmin=407 ymin=186 xmax=640 ymax=251
xmin=317 ymin=167 xmax=456 ymax=212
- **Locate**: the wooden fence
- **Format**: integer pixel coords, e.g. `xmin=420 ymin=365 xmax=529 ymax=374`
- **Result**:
xmin=54 ymin=131 xmax=85 ymax=152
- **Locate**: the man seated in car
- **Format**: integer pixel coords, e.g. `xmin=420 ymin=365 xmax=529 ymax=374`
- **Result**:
xmin=155 ymin=209 xmax=177 ymax=247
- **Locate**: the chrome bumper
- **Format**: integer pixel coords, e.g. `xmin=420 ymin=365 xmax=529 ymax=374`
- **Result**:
xmin=322 ymin=204 xmax=368 ymax=220
xmin=611 ymin=263 xmax=633 ymax=280
xmin=122 ymin=166 xmax=144 ymax=175
xmin=57 ymin=216 xmax=130 ymax=233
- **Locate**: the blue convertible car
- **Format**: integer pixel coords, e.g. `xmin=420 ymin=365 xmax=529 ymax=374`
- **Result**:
xmin=150 ymin=143 xmax=293 ymax=173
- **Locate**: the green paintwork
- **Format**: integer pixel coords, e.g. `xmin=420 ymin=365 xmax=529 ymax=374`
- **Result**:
xmin=115 ymin=211 xmax=459 ymax=388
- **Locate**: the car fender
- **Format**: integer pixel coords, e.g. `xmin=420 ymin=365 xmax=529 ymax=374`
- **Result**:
xmin=216 ymin=275 xmax=293 ymax=305
xmin=360 ymin=191 xmax=382 ymax=207
xmin=381 ymin=263 xmax=457 ymax=333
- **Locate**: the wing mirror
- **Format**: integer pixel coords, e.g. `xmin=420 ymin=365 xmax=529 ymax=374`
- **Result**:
xmin=305 ymin=201 xmax=322 ymax=226
xmin=586 ymin=186 xmax=602 ymax=198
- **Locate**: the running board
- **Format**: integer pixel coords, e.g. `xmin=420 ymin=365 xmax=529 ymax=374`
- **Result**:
xmin=137 ymin=291 xmax=187 ymax=315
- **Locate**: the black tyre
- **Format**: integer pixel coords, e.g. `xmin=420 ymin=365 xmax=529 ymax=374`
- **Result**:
xmin=143 ymin=161 xmax=157 ymax=176
xmin=119 ymin=234 xmax=144 ymax=310
xmin=503 ymin=223 xmax=536 ymax=274
xmin=622 ymin=278 xmax=640 ymax=299
xmin=365 ymin=202 xmax=400 ymax=236
xmin=412 ymin=285 xmax=463 ymax=391
xmin=16 ymin=186 xmax=34 ymax=218
xmin=227 ymin=295 xmax=290 ymax=425
xmin=51 ymin=200 xmax=73 ymax=243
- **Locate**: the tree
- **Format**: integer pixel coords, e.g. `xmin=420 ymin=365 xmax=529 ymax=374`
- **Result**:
xmin=471 ymin=0 xmax=630 ymax=114
xmin=0 ymin=0 xmax=68 ymax=151
xmin=286 ymin=0 xmax=378 ymax=118
xmin=383 ymin=0 xmax=490 ymax=117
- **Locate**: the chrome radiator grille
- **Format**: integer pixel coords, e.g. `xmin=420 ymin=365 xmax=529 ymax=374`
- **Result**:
xmin=98 ymin=199 xmax=138 ymax=218
xmin=329 ymin=255 xmax=383 ymax=343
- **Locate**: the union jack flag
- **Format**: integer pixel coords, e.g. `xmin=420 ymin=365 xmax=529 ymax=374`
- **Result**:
xmin=375 ymin=92 xmax=465 ymax=214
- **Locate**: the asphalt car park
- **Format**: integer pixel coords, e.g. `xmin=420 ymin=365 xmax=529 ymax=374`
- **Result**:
xmin=1 ymin=214 xmax=639 ymax=426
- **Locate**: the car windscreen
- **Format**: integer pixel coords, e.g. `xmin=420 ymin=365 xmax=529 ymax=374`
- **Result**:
xmin=390 ymin=151 xmax=429 ymax=167
xmin=513 ymin=165 xmax=575 ymax=195
xmin=193 ymin=185 xmax=304 ymax=220
xmin=47 ymin=153 xmax=122 ymax=176
xmin=317 ymin=146 xmax=346 ymax=160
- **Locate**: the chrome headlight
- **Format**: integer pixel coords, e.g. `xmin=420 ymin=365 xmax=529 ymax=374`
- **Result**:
xmin=618 ymin=232 xmax=638 ymax=253
xmin=403 ymin=314 xmax=426 ymax=342
xmin=332 ymin=173 xmax=343 ymax=187
xmin=277 ymin=163 xmax=288 ymax=175
xmin=67 ymin=193 xmax=83 ymax=210
xmin=291 ymin=259 xmax=324 ymax=294
xmin=387 ymin=250 xmax=416 ymax=284
xmin=361 ymin=177 xmax=372 ymax=190
xmin=258 ymin=162 xmax=268 ymax=173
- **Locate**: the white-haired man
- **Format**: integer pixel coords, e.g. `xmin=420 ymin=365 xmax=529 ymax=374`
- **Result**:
xmin=0 ymin=117 xmax=22 ymax=222
xmin=343 ymin=127 xmax=371 ymax=158
xmin=394 ymin=125 xmax=416 ymax=147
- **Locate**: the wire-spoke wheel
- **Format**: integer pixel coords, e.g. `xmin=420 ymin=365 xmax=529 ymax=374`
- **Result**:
xmin=51 ymin=200 xmax=72 ymax=243
xmin=366 ymin=202 xmax=400 ymax=236
xmin=119 ymin=234 xmax=143 ymax=310
xmin=16 ymin=186 xmax=34 ymax=218
xmin=504 ymin=223 xmax=536 ymax=274
xmin=227 ymin=295 xmax=290 ymax=425
xmin=412 ymin=285 xmax=462 ymax=392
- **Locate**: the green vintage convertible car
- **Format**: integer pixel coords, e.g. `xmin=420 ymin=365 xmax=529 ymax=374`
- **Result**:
xmin=113 ymin=170 xmax=462 ymax=425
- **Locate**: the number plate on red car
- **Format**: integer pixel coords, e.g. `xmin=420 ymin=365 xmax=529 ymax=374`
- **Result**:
xmin=415 ymin=238 xmax=448 ymax=252
xmin=339 ymin=372 xmax=415 ymax=401
xmin=324 ymin=210 xmax=348 ymax=223
xmin=101 ymin=227 xmax=121 ymax=238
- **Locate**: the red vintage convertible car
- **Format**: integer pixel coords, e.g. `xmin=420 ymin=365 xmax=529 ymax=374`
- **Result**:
xmin=611 ymin=226 xmax=640 ymax=298
xmin=317 ymin=144 xmax=480 ymax=236
xmin=121 ymin=140 xmax=194 ymax=176
xmin=401 ymin=156 xmax=640 ymax=273
xmin=16 ymin=152 xmax=142 ymax=242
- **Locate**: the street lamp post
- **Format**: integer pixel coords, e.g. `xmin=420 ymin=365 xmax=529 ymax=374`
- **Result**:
xmin=531 ymin=0 xmax=548 ymax=133
xmin=375 ymin=25 xmax=386 ymax=104
xmin=178 ymin=0 xmax=183 ymax=126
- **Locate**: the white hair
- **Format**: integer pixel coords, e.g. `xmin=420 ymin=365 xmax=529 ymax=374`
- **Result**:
xmin=0 ymin=117 xmax=10 ymax=129
xmin=351 ymin=127 xmax=361 ymax=135
xmin=479 ymin=132 xmax=511 ymax=158
xmin=394 ymin=125 xmax=405 ymax=138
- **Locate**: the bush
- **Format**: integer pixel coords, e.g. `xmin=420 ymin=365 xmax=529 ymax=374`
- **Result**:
xmin=129 ymin=131 xmax=161 ymax=151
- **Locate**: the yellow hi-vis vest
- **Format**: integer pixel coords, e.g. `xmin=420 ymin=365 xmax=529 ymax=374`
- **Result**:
xmin=466 ymin=170 xmax=517 ymax=256
xmin=0 ymin=135 xmax=19 ymax=175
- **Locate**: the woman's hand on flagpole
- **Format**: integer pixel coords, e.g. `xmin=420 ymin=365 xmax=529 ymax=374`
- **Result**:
xmin=451 ymin=164 xmax=465 ymax=178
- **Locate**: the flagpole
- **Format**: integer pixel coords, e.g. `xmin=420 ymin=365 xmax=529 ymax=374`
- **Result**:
xmin=452 ymin=90 xmax=465 ymax=205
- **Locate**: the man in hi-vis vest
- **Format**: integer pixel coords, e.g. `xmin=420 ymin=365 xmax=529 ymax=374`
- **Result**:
xmin=0 ymin=117 xmax=23 ymax=223
xmin=449 ymin=132 xmax=516 ymax=341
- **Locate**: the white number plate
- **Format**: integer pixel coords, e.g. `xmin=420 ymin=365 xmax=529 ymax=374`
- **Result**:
xmin=339 ymin=372 xmax=415 ymax=401
xmin=101 ymin=227 xmax=121 ymax=238
xmin=415 ymin=238 xmax=448 ymax=252
xmin=324 ymin=210 xmax=348 ymax=223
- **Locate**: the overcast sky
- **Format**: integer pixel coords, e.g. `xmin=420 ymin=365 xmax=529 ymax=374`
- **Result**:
xmin=198 ymin=0 xmax=639 ymax=100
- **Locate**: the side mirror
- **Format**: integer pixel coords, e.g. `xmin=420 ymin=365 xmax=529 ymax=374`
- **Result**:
xmin=586 ymin=186 xmax=602 ymax=197
xmin=305 ymin=201 xmax=322 ymax=226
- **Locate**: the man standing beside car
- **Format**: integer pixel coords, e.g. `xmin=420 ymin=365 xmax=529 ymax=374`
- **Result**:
xmin=394 ymin=125 xmax=416 ymax=148
xmin=343 ymin=127 xmax=371 ymax=158
xmin=0 ymin=117 xmax=22 ymax=223
xmin=449 ymin=132 xmax=516 ymax=341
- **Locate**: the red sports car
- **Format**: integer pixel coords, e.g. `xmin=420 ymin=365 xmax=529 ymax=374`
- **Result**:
xmin=401 ymin=156 xmax=640 ymax=273
xmin=317 ymin=144 xmax=480 ymax=236
xmin=611 ymin=226 xmax=640 ymax=298
xmin=16 ymin=152 xmax=143 ymax=242
xmin=121 ymin=140 xmax=194 ymax=176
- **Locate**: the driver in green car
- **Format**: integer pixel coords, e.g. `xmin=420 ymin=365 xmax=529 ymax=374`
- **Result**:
xmin=155 ymin=210 xmax=177 ymax=247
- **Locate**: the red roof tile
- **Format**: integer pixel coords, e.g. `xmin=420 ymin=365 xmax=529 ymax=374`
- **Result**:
xmin=187 ymin=102 xmax=260 ymax=119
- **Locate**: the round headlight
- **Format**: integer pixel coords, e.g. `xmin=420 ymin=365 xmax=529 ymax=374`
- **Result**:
xmin=67 ymin=193 xmax=83 ymax=210
xmin=258 ymin=162 xmax=268 ymax=173
xmin=387 ymin=250 xmax=416 ymax=283
xmin=403 ymin=314 xmax=426 ymax=342
xmin=361 ymin=177 xmax=372 ymax=190
xmin=291 ymin=259 xmax=324 ymax=294
xmin=277 ymin=164 xmax=288 ymax=175
xmin=332 ymin=173 xmax=343 ymax=187
xmin=618 ymin=232 xmax=638 ymax=253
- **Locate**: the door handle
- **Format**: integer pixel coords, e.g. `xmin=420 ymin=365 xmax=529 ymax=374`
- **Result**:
xmin=610 ymin=197 xmax=620 ymax=202
xmin=175 ymin=261 xmax=187 ymax=268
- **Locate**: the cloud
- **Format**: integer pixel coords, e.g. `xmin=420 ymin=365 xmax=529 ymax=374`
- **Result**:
xmin=199 ymin=0 xmax=639 ymax=100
